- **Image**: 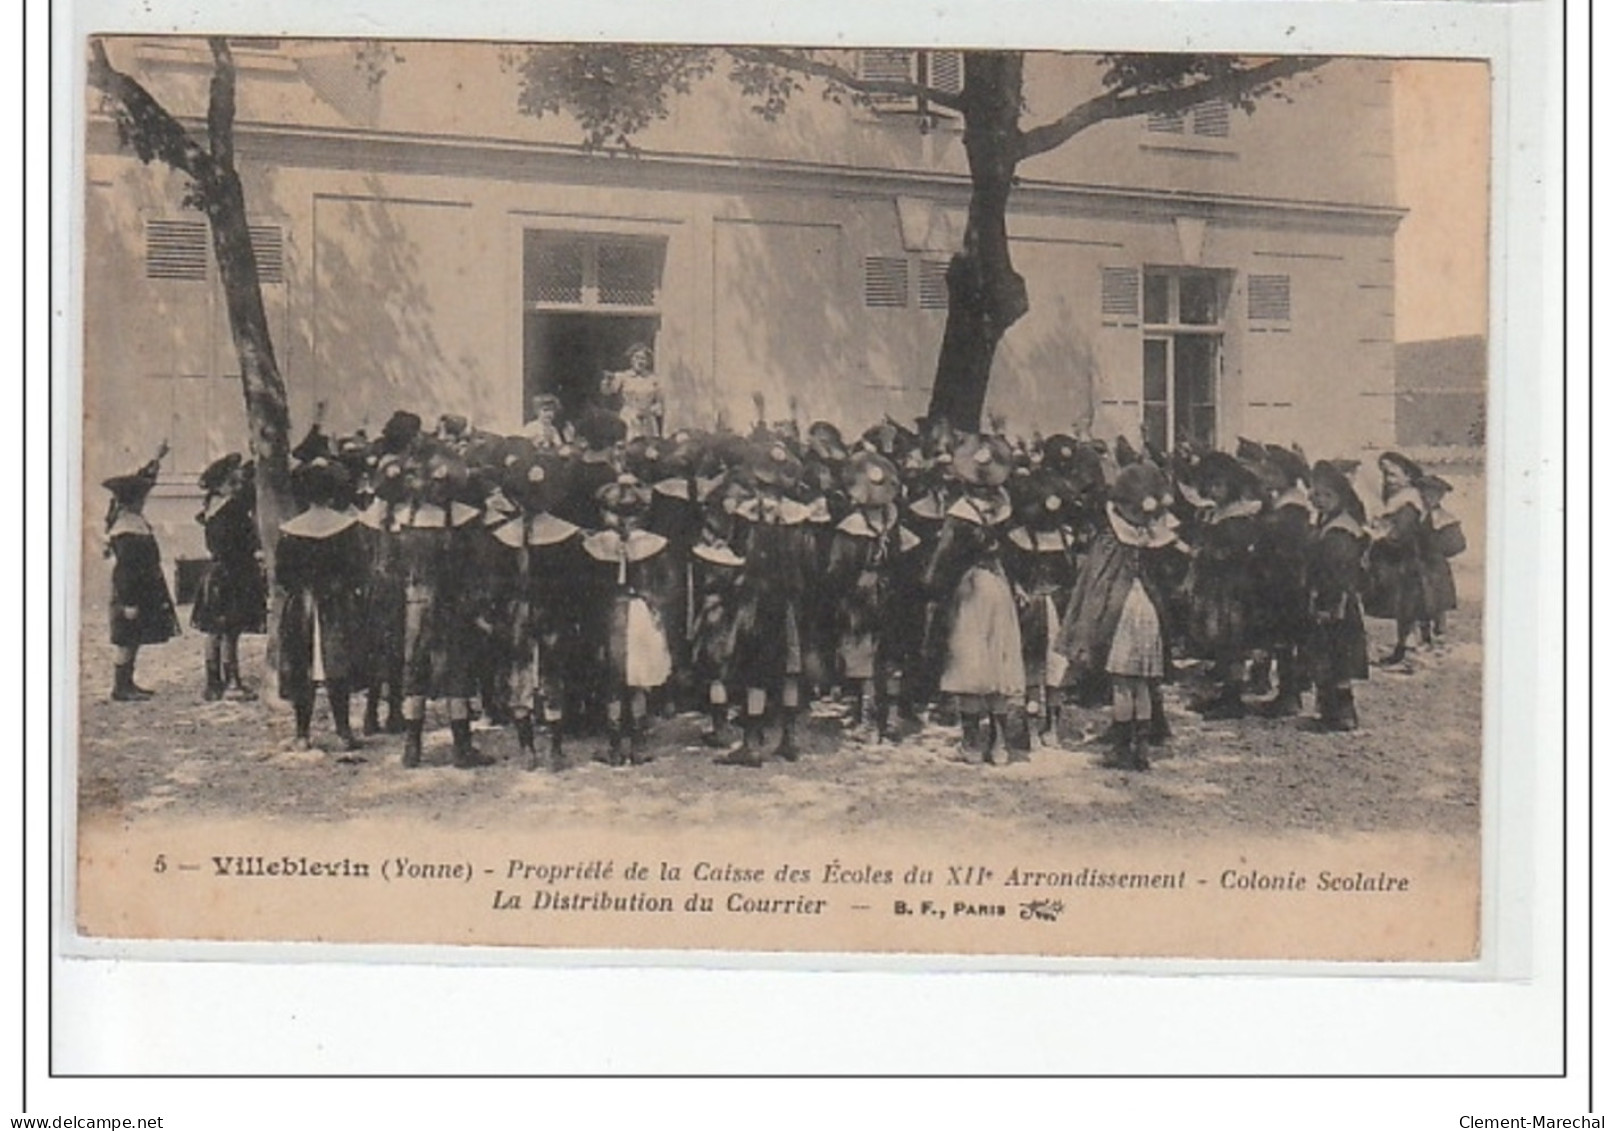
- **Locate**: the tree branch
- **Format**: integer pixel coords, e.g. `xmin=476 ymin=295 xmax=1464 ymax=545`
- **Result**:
xmin=207 ymin=37 xmax=237 ymax=170
xmin=86 ymin=38 xmax=212 ymax=179
xmin=723 ymin=45 xmax=967 ymax=114
xmin=1016 ymin=55 xmax=1329 ymax=160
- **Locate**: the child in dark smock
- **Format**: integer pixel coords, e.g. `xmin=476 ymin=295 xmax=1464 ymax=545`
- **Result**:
xmin=922 ymin=434 xmax=1025 ymax=766
xmin=1415 ymin=474 xmax=1465 ymax=642
xmin=1304 ymin=461 xmax=1371 ymax=731
xmin=192 ymin=452 xmax=266 ymax=701
xmin=1003 ymin=467 xmax=1081 ymax=747
xmin=1185 ymin=452 xmax=1263 ymax=720
xmin=1364 ymin=451 xmax=1429 ymax=666
xmin=102 ymin=445 xmax=181 ymax=701
xmin=275 ymin=458 xmax=367 ymax=752
xmin=825 ymin=451 xmax=922 ymax=745
xmin=1055 ymin=463 xmax=1183 ymax=771
xmin=581 ymin=474 xmax=676 ymax=766
xmin=492 ymin=452 xmax=583 ymax=771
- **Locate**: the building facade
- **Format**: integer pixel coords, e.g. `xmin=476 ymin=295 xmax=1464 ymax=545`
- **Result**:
xmin=82 ymin=41 xmax=1402 ymax=561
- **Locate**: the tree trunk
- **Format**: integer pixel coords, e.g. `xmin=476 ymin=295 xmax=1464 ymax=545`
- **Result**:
xmin=925 ymin=51 xmax=1029 ymax=433
xmin=202 ymin=167 xmax=294 ymax=588
xmin=197 ymin=44 xmax=295 ymax=688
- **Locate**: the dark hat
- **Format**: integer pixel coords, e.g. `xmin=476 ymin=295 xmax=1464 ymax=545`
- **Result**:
xmin=380 ymin=411 xmax=423 ymax=454
xmin=1235 ymin=436 xmax=1268 ymax=463
xmin=597 ymin=472 xmax=653 ymax=517
xmin=1195 ymin=451 xmax=1261 ymax=499
xmin=951 ymin=434 xmax=1014 ymax=487
xmin=438 ymin=413 xmax=470 ymax=439
xmin=1113 ymin=435 xmax=1140 ymax=468
xmin=1377 ymin=450 xmax=1424 ymax=482
xmin=624 ymin=436 xmax=669 ymax=483
xmin=102 ymin=455 xmax=162 ymax=502
xmin=1110 ymin=462 xmax=1173 ymax=519
xmin=1263 ymin=443 xmax=1311 ymax=487
xmin=1311 ymin=460 xmax=1367 ymax=524
xmin=749 ymin=440 xmax=805 ymax=489
xmin=575 ymin=406 xmax=628 ymax=451
xmin=1009 ymin=468 xmax=1074 ymax=531
xmin=197 ymin=452 xmax=244 ymax=494
xmin=290 ymin=457 xmax=352 ymax=510
xmin=807 ymin=421 xmax=848 ymax=463
xmin=508 ymin=452 xmax=564 ymax=515
xmin=845 ymin=451 xmax=901 ymax=507
xmin=1039 ymin=434 xmax=1081 ymax=476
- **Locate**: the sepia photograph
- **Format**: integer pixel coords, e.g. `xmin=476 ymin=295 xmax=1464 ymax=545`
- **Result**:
xmin=70 ymin=34 xmax=1492 ymax=960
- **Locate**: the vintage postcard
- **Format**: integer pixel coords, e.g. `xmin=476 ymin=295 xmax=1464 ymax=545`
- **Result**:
xmin=69 ymin=35 xmax=1494 ymax=962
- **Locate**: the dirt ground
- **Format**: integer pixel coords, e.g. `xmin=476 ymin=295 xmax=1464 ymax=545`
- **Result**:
xmin=75 ymin=601 xmax=1484 ymax=842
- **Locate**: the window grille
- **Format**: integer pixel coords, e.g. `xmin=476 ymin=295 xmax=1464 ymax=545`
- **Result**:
xmin=597 ymin=241 xmax=660 ymax=306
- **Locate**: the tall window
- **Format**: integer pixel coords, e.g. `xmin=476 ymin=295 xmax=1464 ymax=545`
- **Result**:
xmin=1140 ymin=270 xmax=1225 ymax=451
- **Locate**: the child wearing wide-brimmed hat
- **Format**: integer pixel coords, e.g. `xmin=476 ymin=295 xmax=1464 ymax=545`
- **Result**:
xmin=1305 ymin=460 xmax=1371 ymax=731
xmin=1184 ymin=451 xmax=1264 ymax=719
xmin=192 ymin=451 xmax=266 ymax=701
xmin=275 ymin=457 xmax=367 ymax=752
xmin=922 ymin=433 xmax=1026 ymax=765
xmin=102 ymin=444 xmax=181 ymax=701
xmin=1364 ymin=450 xmax=1429 ymax=666
xmin=581 ymin=474 xmax=676 ymax=766
xmin=1055 ymin=462 xmax=1183 ymax=771
xmin=825 ymin=451 xmax=923 ymax=745
xmin=1415 ymin=473 xmax=1465 ymax=643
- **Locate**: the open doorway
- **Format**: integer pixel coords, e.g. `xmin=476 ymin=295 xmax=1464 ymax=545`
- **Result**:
xmin=524 ymin=311 xmax=660 ymax=423
xmin=522 ymin=230 xmax=665 ymax=425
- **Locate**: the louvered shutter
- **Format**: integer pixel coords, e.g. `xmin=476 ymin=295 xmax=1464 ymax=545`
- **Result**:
xmin=1146 ymin=111 xmax=1186 ymax=134
xmin=859 ymin=49 xmax=918 ymax=110
xmin=864 ymin=257 xmax=910 ymax=308
xmin=926 ymin=50 xmax=963 ymax=96
xmin=918 ymin=259 xmax=949 ymax=311
xmin=1247 ymin=275 xmax=1291 ymax=322
xmin=248 ymin=225 xmax=285 ymax=285
xmin=145 ymin=218 xmax=208 ymax=281
xmin=1192 ymin=100 xmax=1231 ymax=138
xmin=1101 ymin=267 xmax=1140 ymax=318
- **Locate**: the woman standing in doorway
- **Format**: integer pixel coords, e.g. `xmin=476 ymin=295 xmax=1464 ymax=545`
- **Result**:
xmin=599 ymin=342 xmax=665 ymax=441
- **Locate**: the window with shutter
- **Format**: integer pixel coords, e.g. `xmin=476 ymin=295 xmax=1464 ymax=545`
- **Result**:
xmin=1101 ymin=267 xmax=1140 ymax=318
xmin=918 ymin=259 xmax=949 ymax=311
xmin=145 ymin=218 xmax=209 ymax=281
xmin=1192 ymin=100 xmax=1231 ymax=138
xmin=248 ymin=225 xmax=285 ymax=285
xmin=858 ymin=49 xmax=917 ymax=109
xmin=863 ymin=256 xmax=910 ymax=308
xmin=1146 ymin=111 xmax=1186 ymax=134
xmin=925 ymin=50 xmax=963 ymax=97
xmin=1248 ymin=274 xmax=1292 ymax=321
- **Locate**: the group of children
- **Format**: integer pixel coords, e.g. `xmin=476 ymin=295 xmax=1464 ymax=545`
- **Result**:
xmin=101 ymin=403 xmax=1466 ymax=774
